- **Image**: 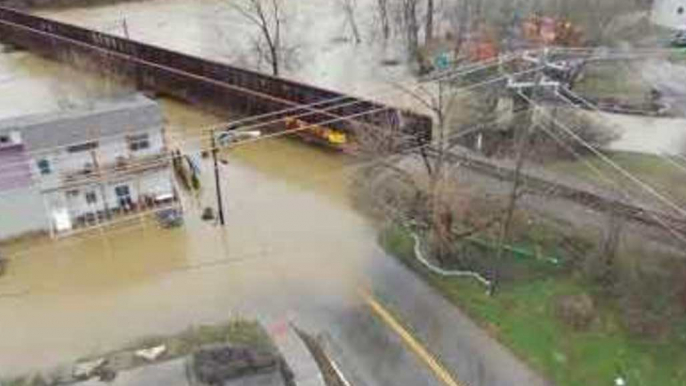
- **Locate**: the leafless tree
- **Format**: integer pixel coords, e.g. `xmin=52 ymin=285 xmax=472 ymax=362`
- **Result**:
xmin=354 ymin=80 xmax=507 ymax=265
xmin=425 ymin=0 xmax=434 ymax=43
xmin=393 ymin=0 xmax=420 ymax=62
xmin=376 ymin=0 xmax=391 ymax=41
xmin=591 ymin=205 xmax=624 ymax=291
xmin=230 ymin=0 xmax=292 ymax=77
xmin=338 ymin=0 xmax=362 ymax=44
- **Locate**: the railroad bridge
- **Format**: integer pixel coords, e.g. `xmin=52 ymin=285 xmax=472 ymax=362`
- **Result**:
xmin=2 ymin=7 xmax=686 ymax=241
xmin=0 ymin=6 xmax=432 ymax=151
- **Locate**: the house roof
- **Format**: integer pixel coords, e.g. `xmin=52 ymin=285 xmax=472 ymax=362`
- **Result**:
xmin=0 ymin=94 xmax=163 ymax=152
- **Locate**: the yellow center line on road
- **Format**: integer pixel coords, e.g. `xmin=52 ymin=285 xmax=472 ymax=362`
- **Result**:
xmin=360 ymin=290 xmax=464 ymax=386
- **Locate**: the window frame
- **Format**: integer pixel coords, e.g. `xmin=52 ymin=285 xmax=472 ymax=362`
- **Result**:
xmin=67 ymin=141 xmax=98 ymax=153
xmin=37 ymin=158 xmax=51 ymax=175
xmin=127 ymin=133 xmax=151 ymax=152
xmin=85 ymin=191 xmax=98 ymax=205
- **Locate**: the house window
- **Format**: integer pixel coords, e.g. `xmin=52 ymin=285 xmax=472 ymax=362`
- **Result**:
xmin=127 ymin=134 xmax=150 ymax=151
xmin=85 ymin=191 xmax=98 ymax=204
xmin=0 ymin=135 xmax=9 ymax=144
xmin=37 ymin=159 xmax=51 ymax=175
xmin=67 ymin=141 xmax=98 ymax=153
xmin=66 ymin=189 xmax=79 ymax=198
xmin=115 ymin=185 xmax=133 ymax=209
xmin=679 ymin=6 xmax=685 ymax=15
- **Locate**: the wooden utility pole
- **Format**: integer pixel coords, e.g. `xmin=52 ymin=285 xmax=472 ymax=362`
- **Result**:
xmin=211 ymin=130 xmax=226 ymax=226
xmin=121 ymin=18 xmax=129 ymax=39
xmin=490 ymin=90 xmax=533 ymax=295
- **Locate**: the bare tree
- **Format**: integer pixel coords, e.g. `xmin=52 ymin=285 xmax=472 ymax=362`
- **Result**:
xmin=354 ymin=80 xmax=506 ymax=266
xmin=230 ymin=0 xmax=290 ymax=77
xmin=338 ymin=0 xmax=362 ymax=44
xmin=395 ymin=0 xmax=420 ymax=63
xmin=425 ymin=0 xmax=434 ymax=43
xmin=376 ymin=0 xmax=391 ymax=41
xmin=594 ymin=206 xmax=624 ymax=291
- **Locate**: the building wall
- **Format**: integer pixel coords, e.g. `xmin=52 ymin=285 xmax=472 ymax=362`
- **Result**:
xmin=30 ymin=128 xmax=166 ymax=192
xmin=653 ymin=0 xmax=686 ymax=30
xmin=1 ymin=96 xmax=173 ymax=237
xmin=0 ymin=188 xmax=49 ymax=239
xmin=43 ymin=168 xmax=174 ymax=225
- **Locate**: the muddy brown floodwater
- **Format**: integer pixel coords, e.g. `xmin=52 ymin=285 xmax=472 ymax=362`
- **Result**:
xmin=0 ymin=42 xmax=378 ymax=375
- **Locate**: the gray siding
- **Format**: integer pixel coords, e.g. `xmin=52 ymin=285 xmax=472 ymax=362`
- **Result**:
xmin=0 ymin=187 xmax=48 ymax=239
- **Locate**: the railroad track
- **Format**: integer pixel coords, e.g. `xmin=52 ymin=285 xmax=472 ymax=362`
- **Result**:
xmin=4 ymin=7 xmax=683 ymax=238
xmin=0 ymin=6 xmax=432 ymax=149
xmin=427 ymin=147 xmax=686 ymax=238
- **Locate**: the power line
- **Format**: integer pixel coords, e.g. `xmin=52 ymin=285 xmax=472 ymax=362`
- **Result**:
xmin=0 ymin=108 xmax=528 ymax=261
xmin=0 ymin=56 xmax=528 ymax=178
xmin=0 ymin=245 xmax=274 ymax=300
xmin=0 ymin=65 xmax=544 ymax=193
xmin=0 ymin=12 xmax=519 ymax=148
xmin=530 ymin=106 xmax=686 ymax=246
xmin=556 ymin=86 xmax=686 ymax=179
xmin=518 ymin=89 xmax=686 ymax=219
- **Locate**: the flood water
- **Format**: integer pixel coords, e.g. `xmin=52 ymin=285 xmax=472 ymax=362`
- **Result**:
xmin=0 ymin=8 xmax=382 ymax=373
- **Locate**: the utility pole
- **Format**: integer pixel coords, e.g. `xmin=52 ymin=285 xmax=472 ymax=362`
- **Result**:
xmin=211 ymin=129 xmax=226 ymax=226
xmin=121 ymin=18 xmax=129 ymax=39
xmin=490 ymin=89 xmax=533 ymax=296
xmin=491 ymin=54 xmax=557 ymax=295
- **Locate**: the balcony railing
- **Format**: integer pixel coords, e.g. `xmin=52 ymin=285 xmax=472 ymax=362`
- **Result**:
xmin=62 ymin=153 xmax=170 ymax=185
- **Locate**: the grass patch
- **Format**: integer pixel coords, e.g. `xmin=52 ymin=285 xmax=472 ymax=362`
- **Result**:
xmin=548 ymin=150 xmax=686 ymax=206
xmin=574 ymin=63 xmax=650 ymax=105
xmin=380 ymin=226 xmax=686 ymax=386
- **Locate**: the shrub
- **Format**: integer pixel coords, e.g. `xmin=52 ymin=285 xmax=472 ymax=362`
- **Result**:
xmin=554 ymin=293 xmax=596 ymax=331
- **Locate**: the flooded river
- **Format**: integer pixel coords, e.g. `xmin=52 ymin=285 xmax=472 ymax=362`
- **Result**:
xmin=0 ymin=7 xmax=382 ymax=373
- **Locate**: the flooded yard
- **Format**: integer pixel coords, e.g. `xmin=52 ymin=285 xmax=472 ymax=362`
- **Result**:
xmin=0 ymin=26 xmax=377 ymax=375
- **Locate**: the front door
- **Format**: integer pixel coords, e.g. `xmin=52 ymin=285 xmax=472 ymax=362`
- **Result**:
xmin=115 ymin=185 xmax=133 ymax=211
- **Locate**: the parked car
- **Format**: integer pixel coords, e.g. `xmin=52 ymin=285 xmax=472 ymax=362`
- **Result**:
xmin=156 ymin=208 xmax=184 ymax=229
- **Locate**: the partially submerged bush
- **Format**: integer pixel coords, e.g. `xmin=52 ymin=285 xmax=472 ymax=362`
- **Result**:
xmin=554 ymin=293 xmax=596 ymax=331
xmin=615 ymin=245 xmax=686 ymax=339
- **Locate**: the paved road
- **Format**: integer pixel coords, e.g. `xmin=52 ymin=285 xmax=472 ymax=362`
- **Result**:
xmin=291 ymin=244 xmax=551 ymax=386
xmin=366 ymin=246 xmax=551 ymax=386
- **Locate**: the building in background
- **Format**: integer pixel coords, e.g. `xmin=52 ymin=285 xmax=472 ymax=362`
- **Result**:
xmin=652 ymin=0 xmax=686 ymax=30
xmin=0 ymin=95 xmax=178 ymax=239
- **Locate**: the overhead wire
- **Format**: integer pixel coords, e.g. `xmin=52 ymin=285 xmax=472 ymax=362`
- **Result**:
xmin=516 ymin=89 xmax=686 ymax=219
xmin=0 ymin=65 xmax=544 ymax=194
xmin=528 ymin=99 xmax=686 ymax=246
xmin=0 ymin=53 xmax=525 ymax=178
xmin=0 ymin=12 xmax=519 ymax=145
xmin=0 ymin=105 xmax=533 ymax=262
xmin=556 ymin=85 xmax=686 ymax=178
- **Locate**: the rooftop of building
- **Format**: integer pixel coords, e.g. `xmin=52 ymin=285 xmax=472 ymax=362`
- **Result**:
xmin=0 ymin=94 xmax=163 ymax=152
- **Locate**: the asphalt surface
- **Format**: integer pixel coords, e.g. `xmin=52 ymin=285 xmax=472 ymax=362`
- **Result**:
xmin=367 ymin=247 xmax=550 ymax=386
xmin=291 ymin=244 xmax=551 ymax=386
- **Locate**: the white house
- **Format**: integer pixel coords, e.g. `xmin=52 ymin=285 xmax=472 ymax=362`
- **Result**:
xmin=652 ymin=0 xmax=686 ymax=30
xmin=0 ymin=95 xmax=178 ymax=239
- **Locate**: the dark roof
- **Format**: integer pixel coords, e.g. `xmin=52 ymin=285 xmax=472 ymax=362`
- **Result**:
xmin=0 ymin=95 xmax=162 ymax=151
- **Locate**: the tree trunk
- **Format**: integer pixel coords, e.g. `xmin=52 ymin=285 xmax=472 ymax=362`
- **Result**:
xmin=270 ymin=46 xmax=279 ymax=76
xmin=346 ymin=2 xmax=362 ymax=44
xmin=425 ymin=0 xmax=434 ymax=44
xmin=405 ymin=0 xmax=419 ymax=61
xmin=377 ymin=0 xmax=390 ymax=40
